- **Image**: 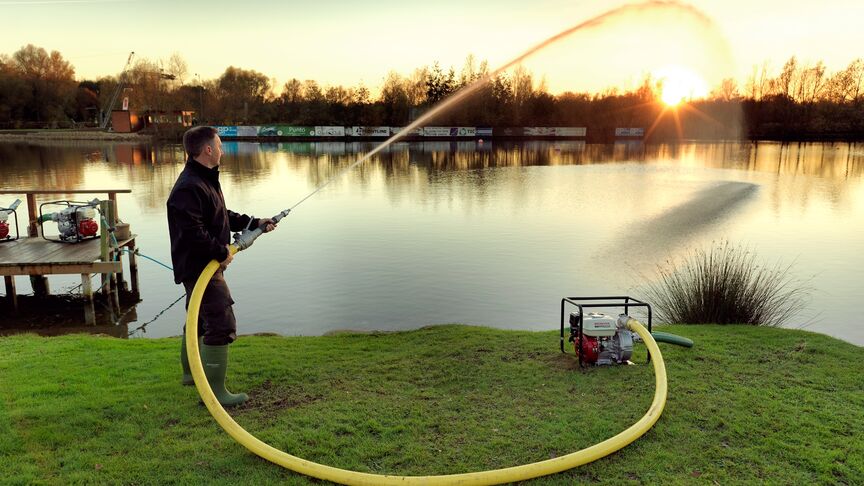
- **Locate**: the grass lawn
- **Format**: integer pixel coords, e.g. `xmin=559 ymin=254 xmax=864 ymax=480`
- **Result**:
xmin=0 ymin=324 xmax=861 ymax=485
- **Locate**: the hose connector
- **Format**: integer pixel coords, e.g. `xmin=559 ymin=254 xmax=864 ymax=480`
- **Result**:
xmin=232 ymin=227 xmax=262 ymax=251
xmin=231 ymin=209 xmax=291 ymax=252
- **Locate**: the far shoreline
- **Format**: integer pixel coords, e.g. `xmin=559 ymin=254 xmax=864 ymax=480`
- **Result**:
xmin=1 ymin=129 xmax=862 ymax=144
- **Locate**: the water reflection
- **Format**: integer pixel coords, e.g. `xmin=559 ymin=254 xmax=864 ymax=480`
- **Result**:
xmin=1 ymin=140 xmax=862 ymax=344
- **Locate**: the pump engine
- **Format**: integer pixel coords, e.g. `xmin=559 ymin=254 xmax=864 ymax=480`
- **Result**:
xmin=0 ymin=199 xmax=21 ymax=241
xmin=570 ymin=312 xmax=634 ymax=365
xmin=39 ymin=199 xmax=100 ymax=243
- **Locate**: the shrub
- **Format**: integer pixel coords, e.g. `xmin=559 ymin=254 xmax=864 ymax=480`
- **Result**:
xmin=642 ymin=241 xmax=810 ymax=326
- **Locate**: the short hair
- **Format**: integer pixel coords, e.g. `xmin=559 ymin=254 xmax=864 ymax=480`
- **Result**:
xmin=182 ymin=126 xmax=218 ymax=157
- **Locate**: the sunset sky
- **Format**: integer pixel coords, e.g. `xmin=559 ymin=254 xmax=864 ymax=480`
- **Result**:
xmin=1 ymin=0 xmax=861 ymax=94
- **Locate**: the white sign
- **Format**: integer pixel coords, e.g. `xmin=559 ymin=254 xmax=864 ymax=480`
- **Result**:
xmin=390 ymin=127 xmax=423 ymax=136
xmin=237 ymin=126 xmax=259 ymax=137
xmin=524 ymin=127 xmax=556 ymax=136
xmin=615 ymin=128 xmax=645 ymax=137
xmin=554 ymin=127 xmax=587 ymax=137
xmin=422 ymin=127 xmax=453 ymax=137
xmin=347 ymin=126 xmax=390 ymax=137
xmin=314 ymin=126 xmax=345 ymax=136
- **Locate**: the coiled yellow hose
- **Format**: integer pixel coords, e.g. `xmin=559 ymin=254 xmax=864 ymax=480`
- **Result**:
xmin=186 ymin=245 xmax=668 ymax=485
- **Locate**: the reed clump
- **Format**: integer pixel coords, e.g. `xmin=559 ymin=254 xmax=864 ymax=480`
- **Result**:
xmin=643 ymin=241 xmax=809 ymax=326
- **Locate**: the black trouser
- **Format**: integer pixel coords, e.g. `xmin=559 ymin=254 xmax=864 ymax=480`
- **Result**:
xmin=183 ymin=270 xmax=237 ymax=346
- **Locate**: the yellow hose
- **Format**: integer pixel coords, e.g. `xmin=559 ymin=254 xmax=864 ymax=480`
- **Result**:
xmin=186 ymin=246 xmax=668 ymax=485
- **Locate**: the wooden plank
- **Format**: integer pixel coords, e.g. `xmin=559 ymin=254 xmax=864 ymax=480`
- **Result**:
xmin=0 ymin=238 xmax=103 ymax=265
xmin=0 ymin=261 xmax=121 ymax=276
xmin=0 ymin=237 xmax=139 ymax=269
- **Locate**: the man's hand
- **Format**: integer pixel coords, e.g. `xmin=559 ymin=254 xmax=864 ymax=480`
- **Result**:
xmin=220 ymin=244 xmax=233 ymax=271
xmin=258 ymin=218 xmax=277 ymax=233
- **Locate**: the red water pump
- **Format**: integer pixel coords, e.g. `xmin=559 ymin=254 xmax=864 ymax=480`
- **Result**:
xmin=0 ymin=199 xmax=21 ymax=241
xmin=560 ymin=296 xmax=653 ymax=368
xmin=39 ymin=199 xmax=101 ymax=243
xmin=570 ymin=312 xmax=634 ymax=365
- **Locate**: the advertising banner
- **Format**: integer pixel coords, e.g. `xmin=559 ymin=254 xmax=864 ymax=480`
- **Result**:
xmin=422 ymin=127 xmax=452 ymax=137
xmin=216 ymin=126 xmax=238 ymax=137
xmin=314 ymin=126 xmax=345 ymax=136
xmin=390 ymin=127 xmax=423 ymax=136
xmin=615 ymin=128 xmax=645 ymax=137
xmin=497 ymin=127 xmax=524 ymax=136
xmin=454 ymin=127 xmax=476 ymax=137
xmin=236 ymin=126 xmax=259 ymax=137
xmin=524 ymin=127 xmax=556 ymax=136
xmin=554 ymin=127 xmax=587 ymax=137
xmin=476 ymin=127 xmax=493 ymax=137
xmin=347 ymin=126 xmax=390 ymax=137
xmin=256 ymin=125 xmax=314 ymax=137
xmin=257 ymin=126 xmax=279 ymax=137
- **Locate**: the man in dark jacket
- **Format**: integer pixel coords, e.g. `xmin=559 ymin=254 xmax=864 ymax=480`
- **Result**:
xmin=167 ymin=126 xmax=276 ymax=406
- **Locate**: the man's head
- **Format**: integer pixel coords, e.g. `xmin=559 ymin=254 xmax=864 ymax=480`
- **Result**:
xmin=183 ymin=126 xmax=223 ymax=168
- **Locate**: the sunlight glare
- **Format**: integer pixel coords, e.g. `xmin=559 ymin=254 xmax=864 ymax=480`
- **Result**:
xmin=655 ymin=65 xmax=709 ymax=106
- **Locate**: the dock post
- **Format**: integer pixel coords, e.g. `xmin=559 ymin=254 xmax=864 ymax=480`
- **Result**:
xmin=81 ymin=273 xmax=95 ymax=325
xmin=128 ymin=238 xmax=139 ymax=298
xmin=99 ymin=201 xmax=117 ymax=320
xmin=4 ymin=276 xmax=17 ymax=312
xmin=25 ymin=193 xmax=50 ymax=297
xmin=25 ymin=193 xmax=38 ymax=237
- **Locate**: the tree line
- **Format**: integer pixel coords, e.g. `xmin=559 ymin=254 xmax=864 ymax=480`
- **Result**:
xmin=1 ymin=44 xmax=862 ymax=140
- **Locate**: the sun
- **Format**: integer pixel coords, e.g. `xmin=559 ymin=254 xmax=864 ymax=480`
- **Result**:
xmin=654 ymin=65 xmax=709 ymax=107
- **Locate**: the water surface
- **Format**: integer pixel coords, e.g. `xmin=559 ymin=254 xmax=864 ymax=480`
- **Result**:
xmin=1 ymin=140 xmax=862 ymax=345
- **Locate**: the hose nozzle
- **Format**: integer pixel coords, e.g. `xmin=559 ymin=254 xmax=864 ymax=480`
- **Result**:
xmin=232 ymin=209 xmax=291 ymax=252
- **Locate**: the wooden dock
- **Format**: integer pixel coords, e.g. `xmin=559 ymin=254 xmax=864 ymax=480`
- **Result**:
xmin=0 ymin=189 xmax=139 ymax=326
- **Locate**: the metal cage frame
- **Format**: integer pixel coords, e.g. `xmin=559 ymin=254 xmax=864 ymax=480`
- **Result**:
xmin=560 ymin=295 xmax=653 ymax=368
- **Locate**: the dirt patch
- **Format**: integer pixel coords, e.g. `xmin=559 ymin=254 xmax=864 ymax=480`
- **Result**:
xmin=237 ymin=379 xmax=323 ymax=419
xmin=546 ymin=352 xmax=583 ymax=371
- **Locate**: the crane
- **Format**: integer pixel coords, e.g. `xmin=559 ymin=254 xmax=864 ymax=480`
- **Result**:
xmin=100 ymin=51 xmax=135 ymax=129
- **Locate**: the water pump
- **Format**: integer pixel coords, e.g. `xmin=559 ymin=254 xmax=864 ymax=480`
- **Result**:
xmin=39 ymin=199 xmax=101 ymax=243
xmin=570 ymin=312 xmax=634 ymax=365
xmin=560 ymin=296 xmax=693 ymax=368
xmin=560 ymin=296 xmax=654 ymax=368
xmin=0 ymin=199 xmax=21 ymax=242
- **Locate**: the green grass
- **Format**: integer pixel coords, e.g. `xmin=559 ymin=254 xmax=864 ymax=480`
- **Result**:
xmin=0 ymin=325 xmax=861 ymax=485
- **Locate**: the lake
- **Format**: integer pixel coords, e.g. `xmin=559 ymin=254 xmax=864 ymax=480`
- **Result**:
xmin=1 ymin=139 xmax=862 ymax=345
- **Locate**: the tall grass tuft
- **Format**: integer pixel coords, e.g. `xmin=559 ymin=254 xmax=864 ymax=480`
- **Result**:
xmin=642 ymin=241 xmax=810 ymax=326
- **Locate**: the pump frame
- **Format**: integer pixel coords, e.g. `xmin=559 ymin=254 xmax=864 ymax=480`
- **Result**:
xmin=560 ymin=295 xmax=652 ymax=368
xmin=0 ymin=203 xmax=20 ymax=243
xmin=39 ymin=200 xmax=101 ymax=244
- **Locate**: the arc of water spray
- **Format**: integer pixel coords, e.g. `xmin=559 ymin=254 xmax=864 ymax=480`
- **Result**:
xmin=207 ymin=3 xmax=731 ymax=484
xmin=287 ymin=0 xmax=728 ymax=212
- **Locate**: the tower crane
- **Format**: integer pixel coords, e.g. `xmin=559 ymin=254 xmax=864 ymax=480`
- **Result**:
xmin=100 ymin=51 xmax=135 ymax=129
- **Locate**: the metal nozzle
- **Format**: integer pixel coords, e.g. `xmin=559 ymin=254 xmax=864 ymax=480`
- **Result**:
xmin=232 ymin=208 xmax=291 ymax=252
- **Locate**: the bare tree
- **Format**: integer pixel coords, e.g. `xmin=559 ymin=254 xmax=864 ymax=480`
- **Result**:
xmin=746 ymin=62 xmax=770 ymax=100
xmin=166 ymin=52 xmax=188 ymax=87
xmin=711 ymin=78 xmax=740 ymax=102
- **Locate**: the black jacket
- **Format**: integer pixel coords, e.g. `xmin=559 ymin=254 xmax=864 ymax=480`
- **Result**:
xmin=167 ymin=159 xmax=258 ymax=284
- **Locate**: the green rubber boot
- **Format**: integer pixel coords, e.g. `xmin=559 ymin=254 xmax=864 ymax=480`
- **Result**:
xmin=180 ymin=337 xmax=200 ymax=386
xmin=199 ymin=343 xmax=248 ymax=407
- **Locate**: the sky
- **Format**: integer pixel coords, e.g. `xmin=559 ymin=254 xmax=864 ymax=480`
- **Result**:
xmin=1 ymin=0 xmax=862 ymax=94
